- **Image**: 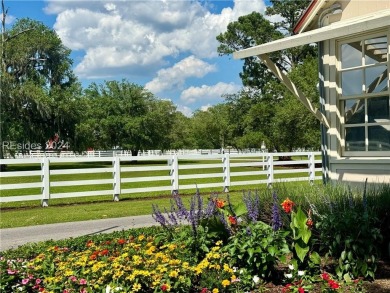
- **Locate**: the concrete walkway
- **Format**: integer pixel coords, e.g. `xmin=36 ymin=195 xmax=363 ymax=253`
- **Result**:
xmin=0 ymin=215 xmax=158 ymax=251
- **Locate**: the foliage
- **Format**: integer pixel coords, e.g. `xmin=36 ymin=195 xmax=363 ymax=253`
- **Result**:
xmin=2 ymin=183 xmax=387 ymax=293
xmin=222 ymin=221 xmax=289 ymax=281
xmin=315 ymin=196 xmax=382 ymax=280
xmin=1 ymin=16 xmax=81 ymax=157
xmin=76 ymin=80 xmax=177 ymax=153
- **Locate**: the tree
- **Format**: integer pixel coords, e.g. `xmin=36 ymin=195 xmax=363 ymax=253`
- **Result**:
xmin=217 ymin=12 xmax=283 ymax=89
xmin=217 ymin=1 xmax=319 ymax=152
xmin=168 ymin=112 xmax=196 ymax=150
xmin=1 ymin=5 xmax=80 ymax=160
xmin=77 ymin=80 xmax=176 ymax=155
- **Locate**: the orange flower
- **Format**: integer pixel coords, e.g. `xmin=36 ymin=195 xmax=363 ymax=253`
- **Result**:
xmin=281 ymin=198 xmax=294 ymax=213
xmin=228 ymin=215 xmax=237 ymax=225
xmin=117 ymin=239 xmax=126 ymax=245
xmin=215 ymin=199 xmax=225 ymax=208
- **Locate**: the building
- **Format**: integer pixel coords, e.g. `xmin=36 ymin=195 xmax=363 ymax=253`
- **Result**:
xmin=234 ymin=0 xmax=390 ymax=184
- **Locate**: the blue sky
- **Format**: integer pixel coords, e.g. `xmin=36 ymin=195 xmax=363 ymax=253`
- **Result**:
xmin=4 ymin=0 xmax=270 ymax=116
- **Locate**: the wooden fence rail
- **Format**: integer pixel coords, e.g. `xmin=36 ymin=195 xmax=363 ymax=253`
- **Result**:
xmin=0 ymin=152 xmax=322 ymax=206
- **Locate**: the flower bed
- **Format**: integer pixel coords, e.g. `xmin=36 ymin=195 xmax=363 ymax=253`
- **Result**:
xmin=1 ymin=184 xmax=389 ymax=292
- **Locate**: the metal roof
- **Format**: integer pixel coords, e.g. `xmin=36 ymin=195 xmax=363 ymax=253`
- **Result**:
xmin=233 ymin=9 xmax=390 ymax=60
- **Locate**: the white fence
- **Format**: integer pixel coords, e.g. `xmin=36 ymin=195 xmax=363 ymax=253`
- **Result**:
xmin=0 ymin=152 xmax=322 ymax=206
xmin=7 ymin=148 xmax=272 ymax=158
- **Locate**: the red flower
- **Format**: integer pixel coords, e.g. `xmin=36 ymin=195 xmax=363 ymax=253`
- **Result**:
xmin=321 ymin=273 xmax=330 ymax=281
xmin=282 ymin=284 xmax=291 ymax=293
xmin=298 ymin=287 xmax=305 ymax=293
xmin=328 ymin=280 xmax=340 ymax=289
xmin=161 ymin=284 xmax=169 ymax=291
xmin=228 ymin=215 xmax=237 ymax=225
xmin=281 ymin=198 xmax=294 ymax=213
xmin=99 ymin=249 xmax=109 ymax=256
xmin=306 ymin=218 xmax=314 ymax=229
xmin=200 ymin=288 xmax=208 ymax=293
xmin=86 ymin=240 xmax=93 ymax=247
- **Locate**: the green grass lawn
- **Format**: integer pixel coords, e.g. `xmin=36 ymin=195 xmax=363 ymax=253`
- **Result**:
xmin=0 ymin=157 xmax=321 ymax=228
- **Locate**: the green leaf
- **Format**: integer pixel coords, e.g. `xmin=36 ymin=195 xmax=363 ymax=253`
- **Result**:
xmin=233 ymin=202 xmax=247 ymax=217
xmin=343 ymin=273 xmax=352 ymax=282
xmin=309 ymin=251 xmax=321 ymax=265
xmin=294 ymin=242 xmax=309 ymax=263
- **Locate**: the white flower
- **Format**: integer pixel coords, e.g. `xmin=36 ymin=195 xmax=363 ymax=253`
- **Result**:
xmin=285 ymin=273 xmax=293 ymax=278
xmin=233 ymin=266 xmax=238 ymax=272
xmin=298 ymin=271 xmax=305 ymax=276
xmin=288 ymin=264 xmax=294 ymax=270
xmin=253 ymin=275 xmax=260 ymax=284
xmin=106 ymin=285 xmax=112 ymax=293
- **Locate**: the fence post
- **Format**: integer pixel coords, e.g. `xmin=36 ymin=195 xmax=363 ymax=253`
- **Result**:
xmin=113 ymin=156 xmax=121 ymax=201
xmin=267 ymin=153 xmax=274 ymax=188
xmin=170 ymin=155 xmax=179 ymax=194
xmin=41 ymin=157 xmax=50 ymax=207
xmin=308 ymin=152 xmax=315 ymax=184
xmin=222 ymin=153 xmax=230 ymax=192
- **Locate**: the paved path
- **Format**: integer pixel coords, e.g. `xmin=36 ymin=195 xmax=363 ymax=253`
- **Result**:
xmin=0 ymin=215 xmax=158 ymax=251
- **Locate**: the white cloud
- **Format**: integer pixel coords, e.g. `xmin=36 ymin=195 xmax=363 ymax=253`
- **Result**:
xmin=201 ymin=104 xmax=213 ymax=112
xmin=46 ymin=0 xmax=266 ymax=78
xmin=2 ymin=13 xmax=15 ymax=24
xmin=145 ymin=56 xmax=216 ymax=93
xmin=180 ymin=82 xmax=241 ymax=104
xmin=176 ymin=105 xmax=194 ymax=117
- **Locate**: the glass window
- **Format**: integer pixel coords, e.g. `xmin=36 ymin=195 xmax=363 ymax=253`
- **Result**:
xmin=342 ymin=70 xmax=363 ymax=96
xmin=368 ymin=126 xmax=390 ymax=151
xmin=365 ymin=36 xmax=387 ymax=65
xmin=341 ymin=41 xmax=362 ymax=68
xmin=345 ymin=99 xmax=365 ymax=124
xmin=367 ymin=96 xmax=390 ymax=122
xmin=339 ymin=33 xmax=389 ymax=155
xmin=345 ymin=127 xmax=365 ymax=151
xmin=365 ymin=66 xmax=387 ymax=93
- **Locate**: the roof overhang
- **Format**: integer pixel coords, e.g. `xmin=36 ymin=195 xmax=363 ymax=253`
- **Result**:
xmin=233 ymin=9 xmax=390 ymax=60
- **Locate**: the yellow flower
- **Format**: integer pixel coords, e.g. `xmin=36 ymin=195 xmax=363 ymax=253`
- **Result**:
xmin=216 ymin=240 xmax=223 ymax=246
xmin=132 ymin=283 xmax=141 ymax=292
xmin=138 ymin=234 xmax=145 ymax=241
xmin=223 ymin=263 xmax=233 ymax=273
xmin=222 ymin=279 xmax=231 ymax=287
xmin=212 ymin=289 xmax=219 ymax=293
xmin=169 ymin=270 xmax=179 ymax=278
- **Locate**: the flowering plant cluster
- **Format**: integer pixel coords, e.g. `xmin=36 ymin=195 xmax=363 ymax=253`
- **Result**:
xmin=2 ymin=189 xmax=380 ymax=293
xmin=1 ymin=236 xmax=241 ymax=293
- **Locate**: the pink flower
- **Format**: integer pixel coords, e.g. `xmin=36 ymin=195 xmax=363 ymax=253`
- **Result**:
xmin=36 ymin=278 xmax=42 ymax=284
xmin=80 ymin=288 xmax=87 ymax=293
xmin=21 ymin=278 xmax=30 ymax=285
xmin=69 ymin=276 xmax=77 ymax=282
xmin=79 ymin=278 xmax=87 ymax=285
xmin=7 ymin=269 xmax=17 ymax=274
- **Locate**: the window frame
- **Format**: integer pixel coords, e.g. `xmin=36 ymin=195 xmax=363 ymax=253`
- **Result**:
xmin=337 ymin=29 xmax=390 ymax=157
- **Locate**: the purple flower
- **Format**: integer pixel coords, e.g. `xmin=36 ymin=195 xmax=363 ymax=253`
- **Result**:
xmin=271 ymin=192 xmax=282 ymax=231
xmin=204 ymin=195 xmax=217 ymax=217
xmin=243 ymin=190 xmax=260 ymax=222
xmin=152 ymin=204 xmax=169 ymax=228
xmin=173 ymin=193 xmax=188 ymax=219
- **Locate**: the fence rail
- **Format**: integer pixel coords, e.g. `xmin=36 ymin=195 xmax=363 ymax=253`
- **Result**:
xmin=0 ymin=152 xmax=322 ymax=206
